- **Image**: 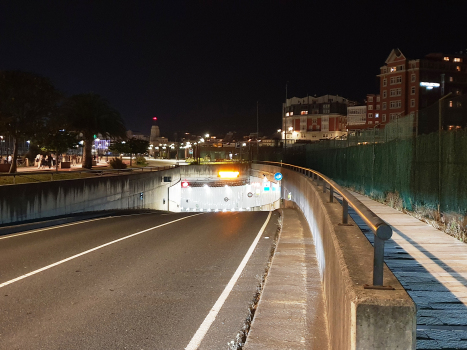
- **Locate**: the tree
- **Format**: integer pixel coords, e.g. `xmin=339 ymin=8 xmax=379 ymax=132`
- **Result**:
xmin=0 ymin=71 xmax=61 ymax=173
xmin=64 ymin=93 xmax=126 ymax=169
xmin=35 ymin=105 xmax=79 ymax=171
xmin=110 ymin=137 xmax=149 ymax=166
xmin=127 ymin=138 xmax=149 ymax=166
xmin=38 ymin=130 xmax=78 ymax=171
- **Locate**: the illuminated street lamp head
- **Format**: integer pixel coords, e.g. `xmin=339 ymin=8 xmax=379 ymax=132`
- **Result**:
xmin=277 ymin=129 xmax=281 ymax=132
xmin=205 ymin=133 xmax=209 ymax=138
xmin=288 ymin=126 xmax=293 ymax=131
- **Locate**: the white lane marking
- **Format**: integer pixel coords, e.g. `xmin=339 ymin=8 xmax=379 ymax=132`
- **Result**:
xmin=0 ymin=217 xmax=112 ymax=240
xmin=185 ymin=211 xmax=272 ymax=350
xmin=0 ymin=213 xmax=203 ymax=289
xmin=0 ymin=212 xmax=165 ymax=240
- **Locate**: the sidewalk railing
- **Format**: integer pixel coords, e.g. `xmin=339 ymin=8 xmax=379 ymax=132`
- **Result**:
xmin=257 ymin=160 xmax=393 ymax=289
xmin=0 ymin=165 xmax=179 ymax=185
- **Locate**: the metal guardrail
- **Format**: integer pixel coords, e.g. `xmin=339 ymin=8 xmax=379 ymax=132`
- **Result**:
xmin=257 ymin=161 xmax=394 ymax=289
xmin=0 ymin=165 xmax=179 ymax=185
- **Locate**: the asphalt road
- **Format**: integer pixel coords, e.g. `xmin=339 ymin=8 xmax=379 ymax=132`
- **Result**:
xmin=0 ymin=210 xmax=278 ymax=350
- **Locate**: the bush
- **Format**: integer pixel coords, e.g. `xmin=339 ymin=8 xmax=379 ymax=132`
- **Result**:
xmin=109 ymin=157 xmax=127 ymax=169
xmin=136 ymin=156 xmax=148 ymax=166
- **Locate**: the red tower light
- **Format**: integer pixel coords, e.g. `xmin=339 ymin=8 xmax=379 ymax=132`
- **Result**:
xmin=152 ymin=117 xmax=157 ymax=120
xmin=182 ymin=181 xmax=189 ymax=188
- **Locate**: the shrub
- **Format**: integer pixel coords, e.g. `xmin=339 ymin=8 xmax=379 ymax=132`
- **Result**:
xmin=109 ymin=157 xmax=127 ymax=169
xmin=136 ymin=156 xmax=148 ymax=166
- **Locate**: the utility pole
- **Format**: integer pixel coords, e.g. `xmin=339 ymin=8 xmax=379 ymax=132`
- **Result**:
xmin=284 ymin=82 xmax=288 ymax=152
xmin=438 ymin=92 xmax=452 ymax=214
xmin=256 ymin=101 xmax=259 ymax=159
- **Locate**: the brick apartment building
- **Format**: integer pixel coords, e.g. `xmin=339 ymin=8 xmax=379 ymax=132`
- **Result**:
xmin=353 ymin=48 xmax=467 ymax=132
xmin=282 ymin=95 xmax=353 ymax=143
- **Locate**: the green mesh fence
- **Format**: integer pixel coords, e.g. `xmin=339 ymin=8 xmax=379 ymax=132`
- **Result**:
xmin=260 ymin=94 xmax=467 ymax=215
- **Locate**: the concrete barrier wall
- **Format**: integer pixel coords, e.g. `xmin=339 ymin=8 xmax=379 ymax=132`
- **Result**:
xmin=252 ymin=164 xmax=416 ymax=350
xmin=180 ymin=163 xmax=250 ymax=180
xmin=0 ymin=168 xmax=180 ymax=225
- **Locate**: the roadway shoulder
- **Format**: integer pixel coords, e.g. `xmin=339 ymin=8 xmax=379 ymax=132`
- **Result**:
xmin=244 ymin=208 xmax=329 ymax=349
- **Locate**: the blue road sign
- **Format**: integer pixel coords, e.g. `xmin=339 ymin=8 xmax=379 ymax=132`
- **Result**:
xmin=274 ymin=172 xmax=283 ymax=181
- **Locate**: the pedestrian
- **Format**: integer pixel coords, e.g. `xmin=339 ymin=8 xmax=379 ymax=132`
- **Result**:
xmin=37 ymin=154 xmax=42 ymax=169
xmin=7 ymin=155 xmax=12 ymax=164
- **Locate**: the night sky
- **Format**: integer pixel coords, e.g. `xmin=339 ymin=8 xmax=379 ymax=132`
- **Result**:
xmin=1 ymin=1 xmax=466 ymax=139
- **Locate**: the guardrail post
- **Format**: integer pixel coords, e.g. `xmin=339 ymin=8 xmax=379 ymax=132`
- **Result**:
xmin=329 ymin=186 xmax=334 ymax=202
xmin=373 ymin=236 xmax=385 ymax=286
xmin=323 ymin=180 xmax=327 ymax=193
xmin=342 ymin=199 xmax=348 ymax=224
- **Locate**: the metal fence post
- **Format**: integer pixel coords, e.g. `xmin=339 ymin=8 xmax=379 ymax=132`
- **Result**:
xmin=342 ymin=199 xmax=348 ymax=224
xmin=373 ymin=236 xmax=385 ymax=286
xmin=329 ymin=186 xmax=334 ymax=202
xmin=323 ymin=180 xmax=326 ymax=193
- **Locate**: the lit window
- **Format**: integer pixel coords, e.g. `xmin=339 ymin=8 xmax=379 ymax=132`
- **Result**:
xmin=375 ymin=113 xmax=379 ymax=118
xmin=454 ymin=58 xmax=461 ymax=62
xmin=411 ymin=74 xmax=416 ymax=82
xmin=390 ymin=67 xmax=396 ymax=72
xmin=449 ymin=101 xmax=453 ymax=107
xmin=290 ymin=112 xmax=293 ymax=115
xmin=444 ymin=57 xmax=450 ymax=61
xmin=286 ymin=112 xmax=289 ymax=116
xmin=301 ymin=110 xmax=308 ymax=115
xmin=456 ymin=66 xmax=461 ymax=72
xmin=449 ymin=76 xmax=453 ymax=82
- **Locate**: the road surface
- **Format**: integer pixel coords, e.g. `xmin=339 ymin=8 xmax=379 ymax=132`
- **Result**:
xmin=0 ymin=210 xmax=278 ymax=349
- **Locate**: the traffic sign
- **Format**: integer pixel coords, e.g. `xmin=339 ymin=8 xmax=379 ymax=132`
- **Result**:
xmin=274 ymin=172 xmax=283 ymax=181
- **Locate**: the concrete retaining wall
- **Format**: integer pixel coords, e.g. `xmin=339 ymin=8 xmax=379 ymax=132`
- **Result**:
xmin=0 ymin=168 xmax=180 ymax=225
xmin=180 ymin=163 xmax=250 ymax=180
xmin=252 ymin=163 xmax=416 ymax=350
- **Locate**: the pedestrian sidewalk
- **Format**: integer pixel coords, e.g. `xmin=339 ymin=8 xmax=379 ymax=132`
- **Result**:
xmin=349 ymin=191 xmax=467 ymax=350
xmin=244 ymin=208 xmax=329 ymax=349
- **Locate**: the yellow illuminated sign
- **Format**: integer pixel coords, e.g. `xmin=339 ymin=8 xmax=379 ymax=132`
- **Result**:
xmin=218 ymin=171 xmax=240 ymax=178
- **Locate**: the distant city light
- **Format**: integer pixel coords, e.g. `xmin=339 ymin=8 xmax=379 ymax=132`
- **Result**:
xmin=420 ymin=82 xmax=440 ymax=90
